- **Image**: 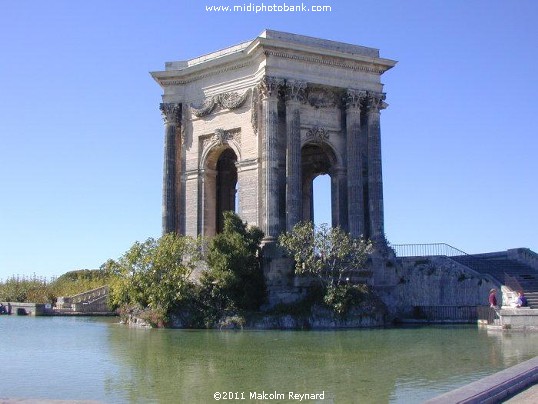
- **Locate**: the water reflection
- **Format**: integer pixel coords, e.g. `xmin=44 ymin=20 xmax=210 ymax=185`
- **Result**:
xmin=105 ymin=325 xmax=538 ymax=403
xmin=2 ymin=317 xmax=537 ymax=403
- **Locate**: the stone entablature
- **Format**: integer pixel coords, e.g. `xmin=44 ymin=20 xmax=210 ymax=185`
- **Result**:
xmin=151 ymin=29 xmax=396 ymax=252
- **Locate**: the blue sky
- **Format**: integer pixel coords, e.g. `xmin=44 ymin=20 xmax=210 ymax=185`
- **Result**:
xmin=1 ymin=0 xmax=536 ymax=280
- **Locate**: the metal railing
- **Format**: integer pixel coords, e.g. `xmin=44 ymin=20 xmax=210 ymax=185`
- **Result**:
xmin=411 ymin=305 xmax=478 ymax=322
xmin=391 ymin=243 xmax=467 ymax=258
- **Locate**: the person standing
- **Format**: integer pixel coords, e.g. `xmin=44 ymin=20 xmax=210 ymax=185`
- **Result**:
xmin=489 ymin=289 xmax=499 ymax=308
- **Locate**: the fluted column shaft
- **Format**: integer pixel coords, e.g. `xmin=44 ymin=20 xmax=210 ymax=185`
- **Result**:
xmin=331 ymin=166 xmax=347 ymax=230
xmin=259 ymin=77 xmax=283 ymax=240
xmin=160 ymin=103 xmax=182 ymax=234
xmin=346 ymin=90 xmax=366 ymax=238
xmin=285 ymin=80 xmax=306 ymax=231
xmin=366 ymin=93 xmax=387 ymax=242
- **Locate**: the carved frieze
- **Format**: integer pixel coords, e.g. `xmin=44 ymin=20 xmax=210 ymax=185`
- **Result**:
xmin=306 ymin=87 xmax=339 ymax=108
xmin=305 ymin=126 xmax=329 ymax=144
xmin=190 ymin=89 xmax=251 ymax=117
xmin=160 ymin=103 xmax=182 ymax=125
xmin=201 ymin=128 xmax=241 ymax=152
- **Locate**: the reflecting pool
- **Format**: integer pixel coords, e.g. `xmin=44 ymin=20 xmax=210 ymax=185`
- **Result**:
xmin=1 ymin=316 xmax=537 ymax=403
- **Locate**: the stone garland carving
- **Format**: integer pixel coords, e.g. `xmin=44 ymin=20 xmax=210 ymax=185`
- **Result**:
xmin=251 ymin=86 xmax=259 ymax=135
xmin=305 ymin=126 xmax=329 ymax=144
xmin=160 ymin=103 xmax=182 ymax=125
xmin=190 ymin=89 xmax=251 ymax=117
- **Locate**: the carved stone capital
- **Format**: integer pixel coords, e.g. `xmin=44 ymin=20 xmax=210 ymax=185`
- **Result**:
xmin=160 ymin=103 xmax=182 ymax=125
xmin=366 ymin=92 xmax=388 ymax=113
xmin=257 ymin=76 xmax=284 ymax=99
xmin=346 ymin=89 xmax=367 ymax=110
xmin=284 ymin=80 xmax=307 ymax=103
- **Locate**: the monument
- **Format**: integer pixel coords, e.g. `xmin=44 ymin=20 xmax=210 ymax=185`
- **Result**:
xmin=151 ymin=30 xmax=397 ymax=302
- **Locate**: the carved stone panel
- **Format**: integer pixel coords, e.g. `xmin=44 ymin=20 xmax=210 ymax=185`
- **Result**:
xmin=190 ymin=90 xmax=251 ymax=117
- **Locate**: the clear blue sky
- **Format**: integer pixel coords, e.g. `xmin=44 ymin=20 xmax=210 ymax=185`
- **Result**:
xmin=1 ymin=1 xmax=536 ymax=280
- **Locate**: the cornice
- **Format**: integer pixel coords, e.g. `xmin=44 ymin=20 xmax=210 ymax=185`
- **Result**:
xmin=153 ymin=60 xmax=255 ymax=87
xmin=151 ymin=32 xmax=396 ymax=88
xmin=263 ymin=49 xmax=391 ymax=75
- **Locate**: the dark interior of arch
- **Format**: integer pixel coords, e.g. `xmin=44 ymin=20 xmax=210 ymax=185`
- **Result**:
xmin=216 ymin=148 xmax=238 ymax=233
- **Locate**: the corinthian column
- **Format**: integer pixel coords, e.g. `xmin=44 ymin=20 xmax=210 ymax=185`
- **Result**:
xmin=285 ymin=80 xmax=306 ymax=231
xmin=366 ymin=92 xmax=387 ymax=243
xmin=160 ymin=102 xmax=182 ymax=234
xmin=258 ymin=77 xmax=284 ymax=241
xmin=346 ymin=89 xmax=367 ymax=238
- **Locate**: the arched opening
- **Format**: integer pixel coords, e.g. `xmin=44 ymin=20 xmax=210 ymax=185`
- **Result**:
xmin=203 ymin=146 xmax=238 ymax=237
xmin=216 ymin=148 xmax=238 ymax=233
xmin=301 ymin=143 xmax=336 ymax=226
xmin=313 ymin=174 xmax=331 ymax=227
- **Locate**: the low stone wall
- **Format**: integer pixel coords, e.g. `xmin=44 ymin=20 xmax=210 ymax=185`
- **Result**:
xmin=377 ymin=256 xmax=498 ymax=321
xmin=498 ymin=308 xmax=538 ymax=330
xmin=0 ymin=302 xmax=52 ymax=316
xmin=246 ymin=305 xmax=387 ymax=330
xmin=508 ymin=248 xmax=538 ymax=271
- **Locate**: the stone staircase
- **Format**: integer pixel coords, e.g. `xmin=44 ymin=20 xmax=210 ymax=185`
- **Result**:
xmin=452 ymin=251 xmax=538 ymax=308
xmin=55 ymin=286 xmax=112 ymax=313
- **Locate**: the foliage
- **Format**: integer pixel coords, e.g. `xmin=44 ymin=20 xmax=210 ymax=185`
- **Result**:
xmin=202 ymin=211 xmax=266 ymax=313
xmin=278 ymin=222 xmax=372 ymax=289
xmin=51 ymin=269 xmax=109 ymax=298
xmin=0 ymin=274 xmax=52 ymax=303
xmin=323 ymin=283 xmax=372 ymax=316
xmin=0 ymin=270 xmax=109 ymax=304
xmin=278 ymin=221 xmax=373 ymax=315
xmin=104 ymin=232 xmax=203 ymax=322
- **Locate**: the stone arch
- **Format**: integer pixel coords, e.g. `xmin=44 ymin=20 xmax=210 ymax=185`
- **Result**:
xmin=200 ymin=131 xmax=241 ymax=236
xmin=301 ymin=141 xmax=339 ymax=226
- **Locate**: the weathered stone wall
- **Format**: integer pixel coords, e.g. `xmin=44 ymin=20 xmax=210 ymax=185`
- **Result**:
xmin=377 ymin=256 xmax=498 ymax=319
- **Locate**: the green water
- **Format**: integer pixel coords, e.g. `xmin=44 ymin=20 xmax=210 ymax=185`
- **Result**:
xmin=1 ymin=316 xmax=537 ymax=403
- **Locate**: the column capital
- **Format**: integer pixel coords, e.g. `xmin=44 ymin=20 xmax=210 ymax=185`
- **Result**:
xmin=160 ymin=103 xmax=182 ymax=125
xmin=366 ymin=92 xmax=388 ymax=113
xmin=284 ymin=80 xmax=307 ymax=103
xmin=257 ymin=76 xmax=284 ymax=100
xmin=345 ymin=89 xmax=367 ymax=110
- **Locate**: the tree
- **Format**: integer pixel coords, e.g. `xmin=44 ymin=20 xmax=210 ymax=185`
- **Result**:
xmin=105 ymin=233 xmax=202 ymax=322
xmin=278 ymin=222 xmax=373 ymax=315
xmin=203 ymin=211 xmax=266 ymax=312
xmin=279 ymin=222 xmax=372 ymax=288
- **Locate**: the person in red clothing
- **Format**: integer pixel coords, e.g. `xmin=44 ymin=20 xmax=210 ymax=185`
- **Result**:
xmin=489 ymin=288 xmax=498 ymax=308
